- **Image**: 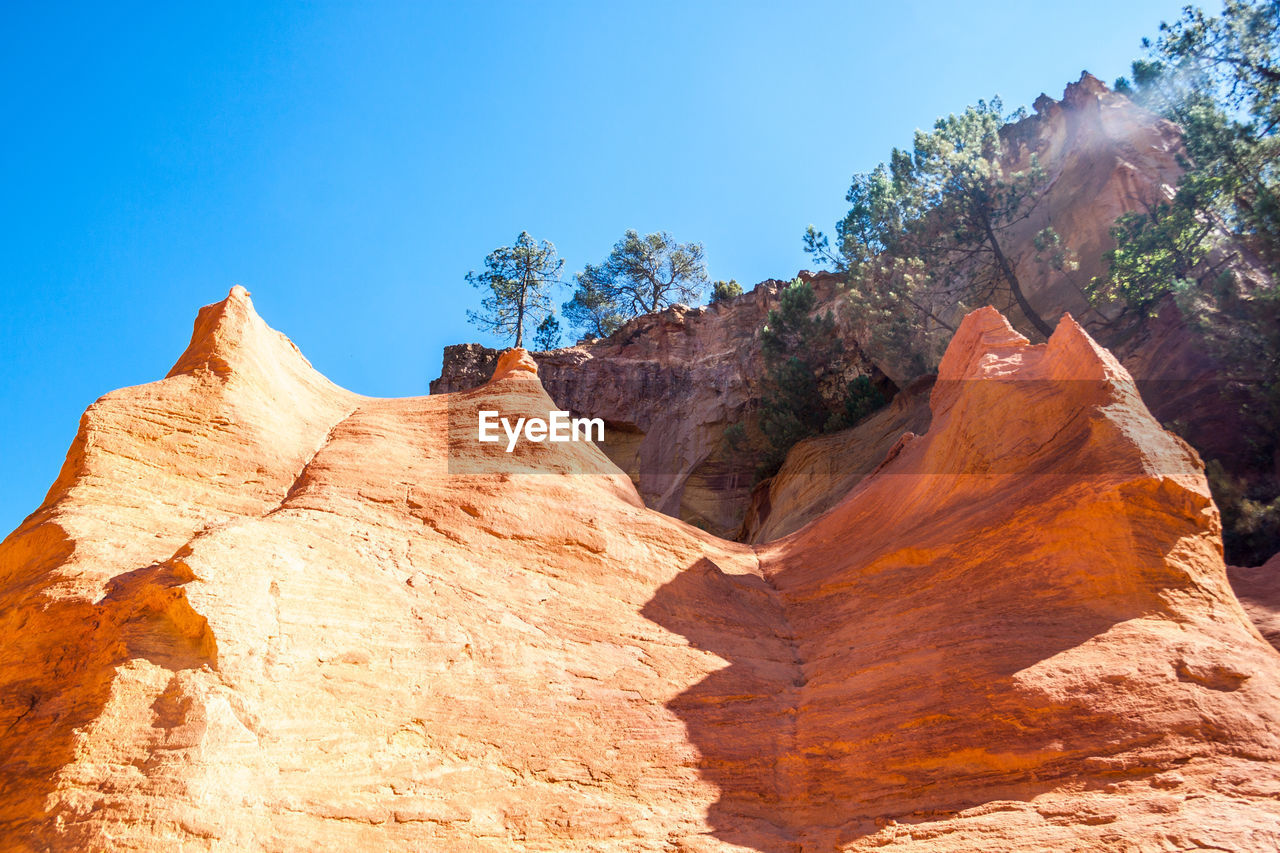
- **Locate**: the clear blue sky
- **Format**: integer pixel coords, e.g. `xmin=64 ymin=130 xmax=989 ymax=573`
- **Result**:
xmin=1 ymin=0 xmax=1198 ymax=534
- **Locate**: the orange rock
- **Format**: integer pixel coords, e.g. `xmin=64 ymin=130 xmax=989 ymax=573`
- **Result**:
xmin=1230 ymin=552 xmax=1280 ymax=651
xmin=432 ymin=75 xmax=1264 ymax=537
xmin=739 ymin=377 xmax=933 ymax=544
xmin=489 ymin=347 xmax=540 ymax=382
xmin=432 ymin=276 xmax=884 ymax=537
xmin=754 ymin=308 xmax=1280 ymax=848
xmin=1 ymin=292 xmax=1278 ymax=851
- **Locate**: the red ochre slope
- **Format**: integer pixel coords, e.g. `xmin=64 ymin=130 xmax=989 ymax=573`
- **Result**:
xmin=0 ymin=289 xmax=1277 ymax=851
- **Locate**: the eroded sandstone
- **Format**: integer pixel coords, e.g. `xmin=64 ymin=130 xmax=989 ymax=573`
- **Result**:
xmin=434 ymin=75 xmax=1260 ymax=538
xmin=2 ymin=291 xmax=1278 ymax=851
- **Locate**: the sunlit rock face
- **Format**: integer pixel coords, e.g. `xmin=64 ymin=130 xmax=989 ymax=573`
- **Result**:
xmin=431 ymin=274 xmax=884 ymax=539
xmin=737 ymin=377 xmax=934 ymax=544
xmin=3 ymin=289 xmax=1278 ymax=851
xmin=434 ymin=74 xmax=1259 ymax=537
xmin=754 ymin=307 xmax=1280 ymax=850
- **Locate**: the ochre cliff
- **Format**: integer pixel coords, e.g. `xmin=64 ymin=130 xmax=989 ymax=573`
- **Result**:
xmin=737 ymin=377 xmax=933 ymax=544
xmin=755 ymin=307 xmax=1280 ymax=848
xmin=432 ymin=277 xmax=883 ymax=538
xmin=434 ymin=74 xmax=1253 ymax=538
xmin=2 ymin=289 xmax=1278 ymax=851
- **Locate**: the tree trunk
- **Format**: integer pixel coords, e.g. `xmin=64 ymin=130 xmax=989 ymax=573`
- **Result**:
xmin=515 ymin=281 xmax=526 ymax=349
xmin=985 ymin=219 xmax=1055 ymax=338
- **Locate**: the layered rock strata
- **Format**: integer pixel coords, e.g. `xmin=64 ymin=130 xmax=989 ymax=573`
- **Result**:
xmin=737 ymin=376 xmax=933 ymax=544
xmin=1230 ymin=552 xmax=1280 ymax=651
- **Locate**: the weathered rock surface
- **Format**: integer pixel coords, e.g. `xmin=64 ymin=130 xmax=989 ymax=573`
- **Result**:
xmin=1230 ymin=551 xmax=1280 ymax=651
xmin=1001 ymin=72 xmax=1268 ymax=472
xmin=434 ymin=74 xmax=1255 ymax=537
xmin=3 ymin=290 xmax=1279 ymax=851
xmin=756 ymin=307 xmax=1280 ymax=849
xmin=998 ymin=72 xmax=1186 ymax=329
xmin=738 ymin=376 xmax=933 ymax=544
xmin=432 ymin=278 xmax=883 ymax=538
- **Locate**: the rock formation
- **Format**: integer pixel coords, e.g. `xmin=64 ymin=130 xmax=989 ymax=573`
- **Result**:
xmin=432 ymin=276 xmax=883 ymax=538
xmin=1230 ymin=552 xmax=1280 ymax=651
xmin=737 ymin=376 xmax=933 ymax=544
xmin=754 ymin=306 xmax=1280 ymax=848
xmin=434 ymin=74 xmax=1253 ymax=538
xmin=3 ymin=289 xmax=1278 ymax=851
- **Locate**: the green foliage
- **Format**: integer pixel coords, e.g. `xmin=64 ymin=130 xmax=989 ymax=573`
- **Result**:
xmin=1174 ymin=238 xmax=1280 ymax=565
xmin=711 ymin=279 xmax=742 ymax=303
xmin=806 ymin=98 xmax=1059 ymax=380
xmin=1105 ymin=4 xmax=1280 ymax=390
xmin=1212 ymin=281 xmax=1280 ymax=465
xmin=1144 ymin=1 xmax=1278 ymax=131
xmin=1099 ymin=2 xmax=1280 ymax=564
xmin=562 ymin=230 xmax=709 ymax=337
xmin=1104 ymin=0 xmax=1280 ymax=287
xmin=755 ymin=280 xmax=886 ymax=479
xmin=532 ymin=313 xmax=562 ymax=351
xmin=722 ymin=422 xmax=747 ymax=452
xmin=561 ymin=274 xmax=626 ymax=340
xmin=1033 ymin=227 xmax=1078 ymax=273
xmin=466 ymin=232 xmax=563 ymax=349
xmin=1207 ymin=460 xmax=1280 ymax=567
xmin=1088 ymin=93 xmax=1275 ymax=313
xmin=1088 ymin=201 xmax=1213 ymax=316
xmin=825 ymin=376 xmax=887 ymax=433
xmin=758 ymin=357 xmax=827 ymax=476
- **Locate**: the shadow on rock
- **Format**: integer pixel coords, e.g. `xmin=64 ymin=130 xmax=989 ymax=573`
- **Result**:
xmin=0 ymin=523 xmax=217 ymax=848
xmin=642 ymin=557 xmax=804 ymax=852
xmin=643 ymin=474 xmax=1200 ymax=849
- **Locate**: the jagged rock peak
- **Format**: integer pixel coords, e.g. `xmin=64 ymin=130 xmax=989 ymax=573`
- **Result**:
xmin=932 ymin=307 xmax=1130 ymax=420
xmin=1065 ymin=69 xmax=1110 ymax=101
xmin=4 ymin=295 xmax=1280 ymax=849
xmin=1034 ymin=70 xmax=1112 ymax=114
xmin=935 ymin=306 xmax=1031 ymax=384
xmin=166 ymin=285 xmax=316 ymax=382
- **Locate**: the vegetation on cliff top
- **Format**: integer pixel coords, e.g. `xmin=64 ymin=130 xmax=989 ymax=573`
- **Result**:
xmin=1105 ymin=0 xmax=1279 ymax=566
xmin=729 ymin=279 xmax=887 ymax=481
xmin=467 ymin=229 xmax=712 ymax=346
xmin=465 ymin=232 xmax=564 ymax=349
xmin=803 ymin=98 xmax=1071 ymax=376
xmin=460 ymin=2 xmax=1278 ymax=563
xmin=797 ymin=0 xmax=1277 ymax=563
xmin=563 ymin=230 xmax=710 ymax=338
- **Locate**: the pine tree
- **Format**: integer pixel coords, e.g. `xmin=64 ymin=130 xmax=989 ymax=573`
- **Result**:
xmin=563 ymin=230 xmax=708 ymax=336
xmin=532 ymin=313 xmax=562 ymax=351
xmin=755 ymin=280 xmax=886 ymax=478
xmin=806 ymin=99 xmax=1062 ymax=376
xmin=466 ymin=232 xmax=563 ymax=348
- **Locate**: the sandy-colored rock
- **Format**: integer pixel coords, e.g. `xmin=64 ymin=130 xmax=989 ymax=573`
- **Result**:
xmin=2 ymin=292 xmax=1279 ymax=851
xmin=756 ymin=307 xmax=1280 ymax=848
xmin=432 ymin=280 xmax=884 ymax=538
xmin=1230 ymin=552 xmax=1280 ymax=651
xmin=0 ymin=285 xmax=361 ymax=849
xmin=433 ymin=75 xmax=1266 ymax=537
xmin=1000 ymin=73 xmax=1186 ymax=329
xmin=0 ymin=289 xmax=768 ymax=851
xmin=738 ymin=376 xmax=933 ymax=544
